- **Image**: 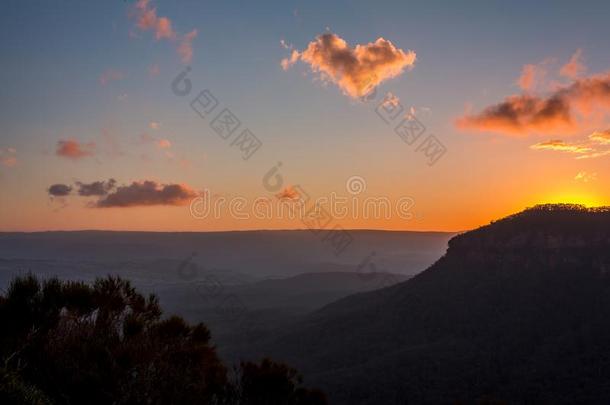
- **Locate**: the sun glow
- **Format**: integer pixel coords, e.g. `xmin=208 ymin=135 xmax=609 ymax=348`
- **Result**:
xmin=542 ymin=192 xmax=605 ymax=208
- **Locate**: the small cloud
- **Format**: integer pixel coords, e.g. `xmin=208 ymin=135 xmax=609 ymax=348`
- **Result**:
xmin=560 ymin=49 xmax=586 ymax=79
xmin=517 ymin=62 xmax=548 ymax=91
xmin=140 ymin=132 xmax=171 ymax=149
xmin=99 ymin=69 xmax=124 ymax=86
xmin=56 ymin=139 xmax=95 ymax=160
xmin=574 ymin=171 xmax=597 ymax=182
xmin=95 ymin=180 xmax=197 ymax=207
xmin=276 ymin=186 xmax=301 ymax=200
xmin=133 ymin=0 xmax=176 ymax=40
xmin=177 ymin=29 xmax=197 ymax=64
xmin=530 ymin=140 xmax=592 ymax=154
xmin=157 ymin=139 xmax=171 ymax=149
xmin=130 ymin=0 xmax=197 ymax=64
xmin=381 ymin=92 xmax=401 ymax=108
xmin=75 ymin=179 xmax=117 ymax=196
xmin=590 ymin=129 xmax=610 ymax=144
xmin=48 ymin=183 xmax=72 ymax=197
xmin=281 ymin=32 xmax=416 ymax=99
xmin=0 ymin=148 xmax=17 ymax=167
xmin=149 ymin=121 xmax=161 ymax=130
xmin=575 ymin=149 xmax=610 ymax=160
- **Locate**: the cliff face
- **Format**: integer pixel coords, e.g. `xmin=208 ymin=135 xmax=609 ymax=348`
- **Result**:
xmin=253 ymin=205 xmax=610 ymax=404
xmin=446 ymin=204 xmax=610 ymax=275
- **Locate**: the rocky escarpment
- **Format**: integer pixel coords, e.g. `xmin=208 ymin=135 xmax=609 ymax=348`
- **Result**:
xmin=250 ymin=204 xmax=610 ymax=404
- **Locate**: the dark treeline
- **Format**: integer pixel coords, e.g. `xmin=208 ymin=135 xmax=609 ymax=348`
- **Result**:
xmin=0 ymin=275 xmax=326 ymax=405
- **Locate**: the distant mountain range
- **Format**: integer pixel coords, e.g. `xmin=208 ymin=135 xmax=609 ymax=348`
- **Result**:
xmin=0 ymin=230 xmax=453 ymax=281
xmin=240 ymin=205 xmax=610 ymax=404
xmin=0 ymin=229 xmax=452 ymax=361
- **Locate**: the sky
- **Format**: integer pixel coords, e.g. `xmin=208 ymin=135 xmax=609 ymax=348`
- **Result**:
xmin=1 ymin=0 xmax=610 ymax=232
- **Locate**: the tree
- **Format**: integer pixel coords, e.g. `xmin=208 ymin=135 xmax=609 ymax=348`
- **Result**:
xmin=0 ymin=274 xmax=326 ymax=405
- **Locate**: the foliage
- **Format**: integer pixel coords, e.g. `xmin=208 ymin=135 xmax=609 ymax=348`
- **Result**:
xmin=0 ymin=274 xmax=326 ymax=405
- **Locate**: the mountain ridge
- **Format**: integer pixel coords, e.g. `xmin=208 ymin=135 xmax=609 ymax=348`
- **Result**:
xmin=240 ymin=205 xmax=610 ymax=404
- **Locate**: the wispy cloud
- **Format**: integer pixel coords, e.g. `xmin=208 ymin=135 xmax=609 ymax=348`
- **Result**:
xmin=589 ymin=129 xmax=610 ymax=144
xmin=560 ymin=49 xmax=586 ymax=79
xmin=0 ymin=148 xmax=17 ymax=167
xmin=131 ymin=0 xmax=197 ymax=64
xmin=281 ymin=32 xmax=416 ymax=99
xmin=530 ymin=129 xmax=610 ymax=159
xmin=529 ymin=139 xmax=592 ymax=154
xmin=140 ymin=133 xmax=171 ymax=149
xmin=574 ymin=171 xmax=597 ymax=182
xmin=177 ymin=29 xmax=197 ymax=64
xmin=517 ymin=60 xmax=551 ymax=91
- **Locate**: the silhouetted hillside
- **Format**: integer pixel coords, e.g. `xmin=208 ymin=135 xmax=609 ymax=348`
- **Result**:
xmin=0 ymin=275 xmax=327 ymax=405
xmin=246 ymin=205 xmax=610 ymax=404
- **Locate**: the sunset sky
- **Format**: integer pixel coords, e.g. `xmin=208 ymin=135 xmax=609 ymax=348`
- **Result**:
xmin=1 ymin=0 xmax=610 ymax=232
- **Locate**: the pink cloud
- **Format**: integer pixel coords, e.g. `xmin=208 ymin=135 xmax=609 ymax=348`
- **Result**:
xmin=140 ymin=132 xmax=171 ymax=150
xmin=131 ymin=0 xmax=197 ymax=64
xmin=134 ymin=0 xmax=176 ymax=40
xmin=281 ymin=32 xmax=416 ymax=99
xmin=560 ymin=49 xmax=586 ymax=79
xmin=456 ymin=71 xmax=610 ymax=136
xmin=177 ymin=29 xmax=197 ymax=64
xmin=56 ymin=139 xmax=95 ymax=160
xmin=0 ymin=148 xmax=17 ymax=167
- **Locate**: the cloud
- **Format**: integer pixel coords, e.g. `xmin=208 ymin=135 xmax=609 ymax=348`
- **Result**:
xmin=177 ymin=29 xmax=197 ymax=64
xmin=456 ymin=71 xmax=610 ymax=136
xmin=517 ymin=63 xmax=548 ymax=91
xmin=281 ymin=33 xmax=416 ymax=99
xmin=381 ymin=92 xmax=400 ymax=108
xmin=48 ymin=184 xmax=72 ymax=197
xmin=530 ymin=129 xmax=610 ymax=159
xmin=75 ymin=179 xmax=117 ymax=196
xmin=0 ymin=148 xmax=17 ymax=167
xmin=149 ymin=121 xmax=161 ymax=130
xmin=134 ymin=0 xmax=176 ymax=39
xmin=275 ymin=186 xmax=301 ymax=200
xmin=156 ymin=139 xmax=171 ymax=149
xmin=131 ymin=0 xmax=197 ymax=64
xmin=95 ymin=180 xmax=197 ymax=207
xmin=590 ymin=129 xmax=610 ymax=144
xmin=575 ymin=149 xmax=610 ymax=160
xmin=574 ymin=171 xmax=597 ymax=182
xmin=560 ymin=49 xmax=586 ymax=79
xmin=99 ymin=69 xmax=124 ymax=86
xmin=56 ymin=139 xmax=95 ymax=159
xmin=529 ymin=139 xmax=592 ymax=154
xmin=140 ymin=133 xmax=171 ymax=149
